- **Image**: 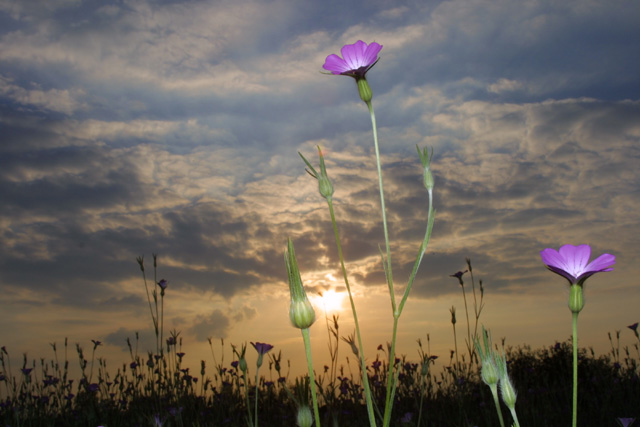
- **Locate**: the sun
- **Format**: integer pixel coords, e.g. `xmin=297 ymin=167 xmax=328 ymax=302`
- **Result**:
xmin=316 ymin=289 xmax=345 ymax=313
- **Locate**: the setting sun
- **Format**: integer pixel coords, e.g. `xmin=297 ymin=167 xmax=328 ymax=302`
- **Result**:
xmin=315 ymin=289 xmax=345 ymax=313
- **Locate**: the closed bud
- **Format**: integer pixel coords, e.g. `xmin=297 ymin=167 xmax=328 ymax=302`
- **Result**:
xmin=357 ymin=78 xmax=373 ymax=103
xmin=296 ymin=406 xmax=314 ymax=427
xmin=285 ymin=239 xmax=316 ymax=329
xmin=568 ymin=284 xmax=584 ymax=314
xmin=290 ymin=299 xmax=316 ymax=329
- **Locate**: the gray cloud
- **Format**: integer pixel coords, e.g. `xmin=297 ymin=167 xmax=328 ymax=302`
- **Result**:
xmin=0 ymin=0 xmax=639 ymax=366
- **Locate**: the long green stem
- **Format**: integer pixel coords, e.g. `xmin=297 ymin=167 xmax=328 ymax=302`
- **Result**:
xmin=326 ymin=199 xmax=377 ymax=427
xmin=366 ymin=100 xmax=396 ymax=427
xmin=489 ymin=384 xmax=506 ymax=427
xmin=301 ymin=328 xmax=322 ymax=427
xmin=254 ymin=368 xmax=259 ymax=427
xmin=366 ymin=101 xmax=394 ymax=308
xmin=572 ymin=311 xmax=579 ymax=427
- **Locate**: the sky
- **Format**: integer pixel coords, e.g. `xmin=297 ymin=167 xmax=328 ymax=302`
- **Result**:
xmin=1 ymin=0 xmax=639 ymax=382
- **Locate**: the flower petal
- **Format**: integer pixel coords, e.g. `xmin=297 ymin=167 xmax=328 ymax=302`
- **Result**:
xmin=323 ymin=41 xmax=383 ymax=76
xmin=558 ymin=244 xmax=591 ymax=277
xmin=323 ymin=54 xmax=349 ymax=74
xmin=584 ymin=252 xmax=616 ymax=273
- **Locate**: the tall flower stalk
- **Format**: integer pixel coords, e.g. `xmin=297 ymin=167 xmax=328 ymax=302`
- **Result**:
xmin=320 ymin=40 xmax=436 ymax=427
xmin=541 ymin=244 xmax=615 ymax=427
xmin=285 ymin=238 xmax=321 ymax=427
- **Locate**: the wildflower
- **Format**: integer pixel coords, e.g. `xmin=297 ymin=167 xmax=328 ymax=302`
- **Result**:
xmin=251 ymin=342 xmax=273 ymax=369
xmin=21 ymin=368 xmax=32 ymax=375
xmin=157 ymin=279 xmax=168 ymax=295
xmin=322 ymin=40 xmax=383 ymax=103
xmin=617 ymin=418 xmax=636 ymax=427
xmin=541 ymin=244 xmax=615 ymax=314
xmin=628 ymin=323 xmax=639 ymax=339
xmin=450 ymin=270 xmax=468 ymax=286
xmin=540 ymin=244 xmax=615 ymax=286
xmin=284 ymin=238 xmax=316 ymax=329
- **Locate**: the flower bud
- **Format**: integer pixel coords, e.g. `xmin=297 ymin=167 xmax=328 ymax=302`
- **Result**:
xmin=568 ymin=284 xmax=584 ymax=314
xmin=285 ymin=238 xmax=316 ymax=329
xmin=296 ymin=406 xmax=314 ymax=427
xmin=290 ymin=299 xmax=316 ymax=329
xmin=357 ymin=78 xmax=373 ymax=103
xmin=500 ymin=372 xmax=518 ymax=410
xmin=480 ymin=357 xmax=499 ymax=386
xmin=417 ymin=145 xmax=434 ymax=192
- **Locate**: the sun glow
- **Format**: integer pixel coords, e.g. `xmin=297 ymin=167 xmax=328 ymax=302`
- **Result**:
xmin=315 ymin=289 xmax=345 ymax=313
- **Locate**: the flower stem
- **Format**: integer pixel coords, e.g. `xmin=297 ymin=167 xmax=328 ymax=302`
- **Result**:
xmin=326 ymin=199 xmax=377 ymax=427
xmin=489 ymin=383 xmax=506 ymax=427
xmin=572 ymin=311 xmax=579 ymax=427
xmin=301 ymin=328 xmax=322 ymax=427
xmin=366 ymin=101 xmax=394 ymax=309
xmin=254 ymin=368 xmax=259 ymax=427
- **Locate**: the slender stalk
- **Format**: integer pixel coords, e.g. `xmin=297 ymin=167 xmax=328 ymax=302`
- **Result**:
xmin=489 ymin=384 xmax=506 ymax=427
xmin=572 ymin=311 xmax=579 ymax=427
xmin=301 ymin=328 xmax=322 ymax=427
xmin=366 ymin=101 xmax=394 ymax=309
xmin=326 ymin=199 xmax=377 ymax=427
xmin=254 ymin=368 xmax=259 ymax=427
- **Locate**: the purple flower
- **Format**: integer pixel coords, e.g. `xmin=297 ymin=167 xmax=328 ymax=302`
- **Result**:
xmin=157 ymin=279 xmax=168 ymax=290
xmin=323 ymin=40 xmax=382 ymax=78
xmin=617 ymin=418 xmax=636 ymax=427
xmin=628 ymin=322 xmax=639 ymax=332
xmin=21 ymin=368 xmax=32 ymax=375
xmin=540 ymin=244 xmax=615 ymax=285
xmin=450 ymin=270 xmax=468 ymax=286
xmin=250 ymin=342 xmax=274 ymax=356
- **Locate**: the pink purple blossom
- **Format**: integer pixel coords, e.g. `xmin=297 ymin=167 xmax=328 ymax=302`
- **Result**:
xmin=540 ymin=244 xmax=615 ymax=285
xmin=322 ymin=40 xmax=382 ymax=78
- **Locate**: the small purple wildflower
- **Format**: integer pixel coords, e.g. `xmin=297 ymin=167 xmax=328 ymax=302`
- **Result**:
xmin=21 ymin=368 xmax=32 ymax=375
xmin=450 ymin=270 xmax=468 ymax=286
xmin=250 ymin=342 xmax=274 ymax=356
xmin=540 ymin=244 xmax=615 ymax=286
xmin=628 ymin=322 xmax=639 ymax=332
xmin=617 ymin=418 xmax=636 ymax=427
xmin=322 ymin=40 xmax=382 ymax=78
xmin=157 ymin=279 xmax=168 ymax=290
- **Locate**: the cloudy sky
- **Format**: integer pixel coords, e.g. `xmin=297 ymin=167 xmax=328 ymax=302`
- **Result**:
xmin=1 ymin=0 xmax=639 ymax=380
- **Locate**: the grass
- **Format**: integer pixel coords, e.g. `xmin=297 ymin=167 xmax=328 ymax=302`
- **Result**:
xmin=1 ymin=323 xmax=638 ymax=426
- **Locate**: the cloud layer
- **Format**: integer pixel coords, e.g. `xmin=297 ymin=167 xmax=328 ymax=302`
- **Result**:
xmin=1 ymin=0 xmax=639 ymax=374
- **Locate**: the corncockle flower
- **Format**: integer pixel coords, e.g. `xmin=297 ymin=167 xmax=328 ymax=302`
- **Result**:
xmin=323 ymin=40 xmax=383 ymax=103
xmin=541 ymin=244 xmax=614 ymax=427
xmin=251 ymin=342 xmax=272 ymax=368
xmin=157 ymin=279 xmax=168 ymax=290
xmin=540 ymin=244 xmax=615 ymax=287
xmin=628 ymin=323 xmax=639 ymax=339
xmin=450 ymin=270 xmax=467 ymax=286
